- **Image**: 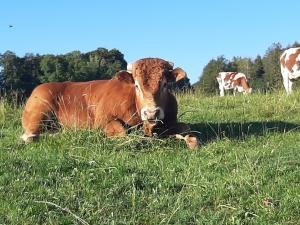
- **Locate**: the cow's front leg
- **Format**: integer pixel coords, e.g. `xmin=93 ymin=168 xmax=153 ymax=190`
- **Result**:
xmin=160 ymin=122 xmax=191 ymax=136
xmin=163 ymin=122 xmax=199 ymax=149
xmin=104 ymin=120 xmax=126 ymax=137
xmin=220 ymin=87 xmax=225 ymax=97
xmin=143 ymin=121 xmax=191 ymax=137
xmin=144 ymin=121 xmax=199 ymax=149
xmin=233 ymin=87 xmax=237 ymax=96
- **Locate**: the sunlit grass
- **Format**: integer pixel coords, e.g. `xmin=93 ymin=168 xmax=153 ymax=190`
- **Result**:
xmin=0 ymin=91 xmax=299 ymax=224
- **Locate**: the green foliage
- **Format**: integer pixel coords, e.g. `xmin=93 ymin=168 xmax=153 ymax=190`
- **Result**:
xmin=262 ymin=43 xmax=283 ymax=91
xmin=231 ymin=57 xmax=253 ymax=75
xmin=1 ymin=91 xmax=300 ymax=224
xmin=250 ymin=55 xmax=265 ymax=91
xmin=0 ymin=99 xmax=7 ymax=124
xmin=196 ymin=56 xmax=228 ymax=94
xmin=0 ymin=48 xmax=127 ymax=96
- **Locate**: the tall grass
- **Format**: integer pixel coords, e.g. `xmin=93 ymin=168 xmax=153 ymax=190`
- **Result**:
xmin=0 ymin=99 xmax=6 ymax=124
xmin=0 ymin=91 xmax=299 ymax=224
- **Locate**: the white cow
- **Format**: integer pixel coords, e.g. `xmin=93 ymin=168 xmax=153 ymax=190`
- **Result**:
xmin=280 ymin=47 xmax=300 ymax=94
xmin=216 ymin=72 xmax=252 ymax=97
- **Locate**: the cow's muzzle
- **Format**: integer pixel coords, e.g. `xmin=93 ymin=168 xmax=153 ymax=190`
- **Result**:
xmin=141 ymin=107 xmax=164 ymax=121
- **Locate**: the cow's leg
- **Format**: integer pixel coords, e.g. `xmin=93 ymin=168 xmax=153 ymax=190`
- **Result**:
xmin=143 ymin=121 xmax=198 ymax=149
xmin=21 ymin=111 xmax=41 ymax=143
xmin=220 ymin=87 xmax=225 ymax=97
xmin=22 ymin=98 xmax=56 ymax=143
xmin=233 ymin=88 xmax=237 ymax=96
xmin=282 ymin=75 xmax=289 ymax=94
xmin=288 ymin=79 xmax=293 ymax=94
xmin=282 ymin=70 xmax=293 ymax=94
xmin=163 ymin=122 xmax=199 ymax=149
xmin=146 ymin=121 xmax=190 ymax=137
xmin=104 ymin=120 xmax=126 ymax=137
xmin=167 ymin=122 xmax=191 ymax=135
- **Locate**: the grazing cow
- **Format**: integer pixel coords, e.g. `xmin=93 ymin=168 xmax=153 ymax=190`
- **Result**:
xmin=280 ymin=47 xmax=300 ymax=94
xmin=21 ymin=58 xmax=198 ymax=148
xmin=216 ymin=72 xmax=252 ymax=96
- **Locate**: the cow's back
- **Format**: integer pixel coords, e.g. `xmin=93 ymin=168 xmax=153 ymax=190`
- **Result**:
xmin=280 ymin=47 xmax=300 ymax=72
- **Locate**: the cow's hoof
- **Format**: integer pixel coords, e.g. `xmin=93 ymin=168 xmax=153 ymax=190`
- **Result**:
xmin=175 ymin=134 xmax=199 ymax=150
xmin=184 ymin=135 xmax=199 ymax=150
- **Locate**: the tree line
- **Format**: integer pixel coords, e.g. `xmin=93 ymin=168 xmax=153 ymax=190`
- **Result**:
xmin=0 ymin=48 xmax=127 ymax=96
xmin=194 ymin=42 xmax=300 ymax=94
xmin=0 ymin=47 xmax=192 ymax=98
xmin=2 ymin=42 xmax=298 ymax=98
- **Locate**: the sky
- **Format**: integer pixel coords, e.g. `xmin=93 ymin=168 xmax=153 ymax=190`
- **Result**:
xmin=1 ymin=0 xmax=300 ymax=84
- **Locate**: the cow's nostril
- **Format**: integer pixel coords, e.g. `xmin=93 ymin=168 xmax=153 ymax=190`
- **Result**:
xmin=142 ymin=107 xmax=162 ymax=120
xmin=154 ymin=109 xmax=160 ymax=118
xmin=144 ymin=109 xmax=160 ymax=120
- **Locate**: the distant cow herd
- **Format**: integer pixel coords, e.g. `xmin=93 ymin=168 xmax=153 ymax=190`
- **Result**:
xmin=216 ymin=47 xmax=300 ymax=96
xmin=21 ymin=47 xmax=300 ymax=147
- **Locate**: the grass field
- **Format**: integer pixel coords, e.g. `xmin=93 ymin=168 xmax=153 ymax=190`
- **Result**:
xmin=0 ymin=91 xmax=300 ymax=224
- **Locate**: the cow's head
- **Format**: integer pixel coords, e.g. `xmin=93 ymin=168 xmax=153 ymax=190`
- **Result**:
xmin=116 ymin=58 xmax=186 ymax=121
xmin=241 ymin=78 xmax=252 ymax=94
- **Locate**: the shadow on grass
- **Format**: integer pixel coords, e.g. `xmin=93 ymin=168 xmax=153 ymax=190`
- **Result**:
xmin=190 ymin=121 xmax=300 ymax=145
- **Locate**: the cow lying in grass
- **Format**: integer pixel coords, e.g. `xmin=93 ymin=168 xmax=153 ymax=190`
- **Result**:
xmin=21 ymin=58 xmax=198 ymax=149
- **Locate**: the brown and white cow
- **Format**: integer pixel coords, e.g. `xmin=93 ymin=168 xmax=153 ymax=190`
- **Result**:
xmin=21 ymin=58 xmax=198 ymax=148
xmin=280 ymin=47 xmax=300 ymax=94
xmin=216 ymin=72 xmax=252 ymax=97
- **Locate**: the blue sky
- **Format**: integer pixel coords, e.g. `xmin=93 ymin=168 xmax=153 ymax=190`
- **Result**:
xmin=1 ymin=0 xmax=300 ymax=83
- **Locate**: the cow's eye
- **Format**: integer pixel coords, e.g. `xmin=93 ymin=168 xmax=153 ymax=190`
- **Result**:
xmin=135 ymin=84 xmax=139 ymax=91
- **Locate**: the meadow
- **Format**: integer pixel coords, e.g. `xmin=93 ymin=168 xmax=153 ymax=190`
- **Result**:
xmin=0 ymin=91 xmax=299 ymax=224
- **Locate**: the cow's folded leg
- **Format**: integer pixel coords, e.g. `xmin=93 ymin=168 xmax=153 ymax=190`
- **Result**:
xmin=170 ymin=123 xmax=199 ymax=149
xmin=155 ymin=122 xmax=191 ymax=137
xmin=21 ymin=111 xmax=44 ymax=143
xmin=157 ymin=122 xmax=199 ymax=149
xmin=175 ymin=134 xmax=199 ymax=149
xmin=104 ymin=120 xmax=126 ymax=137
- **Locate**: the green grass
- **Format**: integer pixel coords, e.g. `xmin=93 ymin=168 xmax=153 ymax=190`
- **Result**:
xmin=0 ymin=91 xmax=300 ymax=224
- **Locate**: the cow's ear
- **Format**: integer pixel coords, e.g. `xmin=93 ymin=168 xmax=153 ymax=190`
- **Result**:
xmin=167 ymin=67 xmax=187 ymax=82
xmin=114 ymin=71 xmax=134 ymax=84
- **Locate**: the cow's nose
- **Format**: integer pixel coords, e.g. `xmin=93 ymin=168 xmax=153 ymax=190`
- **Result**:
xmin=144 ymin=108 xmax=160 ymax=120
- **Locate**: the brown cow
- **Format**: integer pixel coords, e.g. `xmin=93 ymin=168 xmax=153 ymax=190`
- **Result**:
xmin=21 ymin=58 xmax=198 ymax=148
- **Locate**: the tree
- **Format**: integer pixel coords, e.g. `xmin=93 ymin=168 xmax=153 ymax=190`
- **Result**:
xmin=196 ymin=56 xmax=228 ymax=94
xmin=231 ymin=57 xmax=253 ymax=76
xmin=0 ymin=51 xmax=18 ymax=90
xmin=262 ymin=43 xmax=283 ymax=91
xmin=250 ymin=55 xmax=265 ymax=91
xmin=0 ymin=47 xmax=127 ymax=96
xmin=39 ymin=54 xmax=57 ymax=83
